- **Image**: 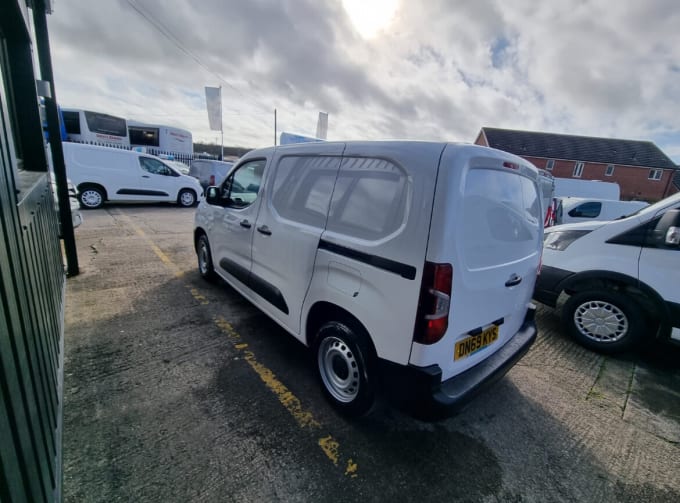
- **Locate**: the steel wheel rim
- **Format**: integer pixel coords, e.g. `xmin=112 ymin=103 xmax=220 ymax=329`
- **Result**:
xmin=318 ymin=336 xmax=360 ymax=403
xmin=81 ymin=190 xmax=101 ymax=208
xmin=573 ymin=300 xmax=629 ymax=343
xmin=198 ymin=240 xmax=210 ymax=274
xmin=180 ymin=191 xmax=194 ymax=206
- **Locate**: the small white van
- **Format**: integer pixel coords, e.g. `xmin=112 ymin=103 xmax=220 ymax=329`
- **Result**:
xmin=555 ymin=197 xmax=649 ymax=225
xmin=194 ymin=141 xmax=543 ymax=417
xmin=535 ymin=192 xmax=680 ymax=353
xmin=63 ymin=143 xmax=203 ymax=209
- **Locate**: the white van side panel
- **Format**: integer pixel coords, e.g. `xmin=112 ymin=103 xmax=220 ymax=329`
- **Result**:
xmin=303 ymin=142 xmax=445 ymax=365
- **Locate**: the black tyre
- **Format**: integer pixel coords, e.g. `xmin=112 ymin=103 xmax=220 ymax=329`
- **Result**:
xmin=178 ymin=189 xmax=197 ymax=207
xmin=196 ymin=234 xmax=217 ymax=282
xmin=562 ymin=289 xmax=646 ymax=353
xmin=314 ymin=320 xmax=376 ymax=416
xmin=78 ymin=185 xmax=105 ymax=209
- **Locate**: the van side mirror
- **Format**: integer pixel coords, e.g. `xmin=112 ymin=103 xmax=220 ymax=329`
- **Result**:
xmin=654 ymin=209 xmax=680 ymax=247
xmin=666 ymin=227 xmax=680 ymax=246
xmin=205 ymin=186 xmax=220 ymax=205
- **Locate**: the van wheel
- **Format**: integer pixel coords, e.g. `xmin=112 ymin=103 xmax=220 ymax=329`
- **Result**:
xmin=562 ymin=289 xmax=645 ymax=353
xmin=78 ymin=186 xmax=104 ymax=209
xmin=196 ymin=234 xmax=217 ymax=282
xmin=314 ymin=321 xmax=376 ymax=416
xmin=178 ymin=189 xmax=197 ymax=207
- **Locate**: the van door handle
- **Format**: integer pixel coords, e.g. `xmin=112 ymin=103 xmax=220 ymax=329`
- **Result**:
xmin=505 ymin=274 xmax=522 ymax=287
xmin=239 ymin=220 xmax=251 ymax=229
xmin=257 ymin=225 xmax=272 ymax=236
xmin=142 ymin=175 xmax=150 ymax=178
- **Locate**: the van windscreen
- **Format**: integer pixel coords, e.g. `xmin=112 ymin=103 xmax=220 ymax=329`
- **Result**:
xmin=462 ymin=169 xmax=541 ymax=269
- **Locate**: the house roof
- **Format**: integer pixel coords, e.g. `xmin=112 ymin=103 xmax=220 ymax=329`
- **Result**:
xmin=480 ymin=127 xmax=677 ymax=170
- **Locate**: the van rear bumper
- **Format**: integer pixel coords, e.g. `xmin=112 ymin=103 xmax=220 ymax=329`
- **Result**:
xmin=381 ymin=306 xmax=537 ymax=418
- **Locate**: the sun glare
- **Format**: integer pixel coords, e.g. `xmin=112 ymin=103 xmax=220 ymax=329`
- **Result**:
xmin=342 ymin=0 xmax=399 ymax=39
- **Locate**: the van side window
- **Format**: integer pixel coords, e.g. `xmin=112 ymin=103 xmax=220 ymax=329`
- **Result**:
xmin=222 ymin=159 xmax=265 ymax=208
xmin=139 ymin=157 xmax=176 ymax=177
xmin=326 ymin=157 xmax=408 ymax=240
xmin=270 ymin=156 xmax=340 ymax=228
xmin=569 ymin=201 xmax=601 ymax=218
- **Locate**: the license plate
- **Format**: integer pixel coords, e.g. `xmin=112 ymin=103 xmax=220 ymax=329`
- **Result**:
xmin=454 ymin=325 xmax=499 ymax=361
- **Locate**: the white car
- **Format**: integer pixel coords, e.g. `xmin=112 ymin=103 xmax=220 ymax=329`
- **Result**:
xmin=194 ymin=141 xmax=543 ymax=417
xmin=49 ymin=172 xmax=83 ymax=235
xmin=535 ymin=192 xmax=680 ymax=352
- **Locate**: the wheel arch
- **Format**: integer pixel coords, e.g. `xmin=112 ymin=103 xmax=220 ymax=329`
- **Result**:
xmin=557 ymin=270 xmax=671 ymax=338
xmin=77 ymin=182 xmax=108 ymax=200
xmin=305 ymin=301 xmax=377 ymax=358
xmin=193 ymin=227 xmax=207 ymax=252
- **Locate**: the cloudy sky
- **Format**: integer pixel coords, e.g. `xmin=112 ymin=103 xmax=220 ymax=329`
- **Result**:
xmin=46 ymin=0 xmax=680 ymax=161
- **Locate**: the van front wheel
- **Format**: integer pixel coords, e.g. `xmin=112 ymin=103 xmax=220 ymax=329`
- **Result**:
xmin=315 ymin=321 xmax=376 ymax=416
xmin=178 ymin=189 xmax=197 ymax=207
xmin=196 ymin=234 xmax=217 ymax=282
xmin=562 ymin=289 xmax=645 ymax=353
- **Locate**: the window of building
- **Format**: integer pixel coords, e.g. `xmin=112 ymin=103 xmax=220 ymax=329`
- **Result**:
xmin=573 ymin=162 xmax=584 ymax=178
xmin=129 ymin=126 xmax=159 ymax=147
xmin=648 ymin=169 xmax=662 ymax=181
xmin=62 ymin=110 xmax=81 ymax=135
xmin=605 ymin=164 xmax=615 ymax=176
xmin=545 ymin=159 xmax=554 ymax=171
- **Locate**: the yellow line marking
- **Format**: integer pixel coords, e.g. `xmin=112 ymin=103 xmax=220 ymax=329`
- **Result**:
xmin=215 ymin=316 xmax=357 ymax=475
xmin=118 ymin=212 xmax=184 ymax=278
xmin=318 ymin=435 xmax=339 ymax=464
xmin=345 ymin=458 xmax=359 ymax=478
xmin=115 ymin=209 xmax=358 ymax=477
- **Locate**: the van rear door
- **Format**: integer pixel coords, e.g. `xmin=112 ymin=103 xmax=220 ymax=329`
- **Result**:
xmin=410 ymin=145 xmax=542 ymax=381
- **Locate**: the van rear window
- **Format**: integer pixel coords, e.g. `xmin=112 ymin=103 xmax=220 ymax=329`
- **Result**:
xmin=462 ymin=169 xmax=541 ymax=269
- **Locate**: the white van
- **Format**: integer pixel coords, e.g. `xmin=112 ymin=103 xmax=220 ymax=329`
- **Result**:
xmin=63 ymin=143 xmax=203 ymax=209
xmin=555 ymin=197 xmax=649 ymax=225
xmin=534 ymin=192 xmax=680 ymax=353
xmin=194 ymin=141 xmax=543 ymax=416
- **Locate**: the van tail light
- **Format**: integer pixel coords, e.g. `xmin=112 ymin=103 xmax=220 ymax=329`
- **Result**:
xmin=414 ymin=262 xmax=453 ymax=345
xmin=209 ymin=175 xmax=215 ymax=186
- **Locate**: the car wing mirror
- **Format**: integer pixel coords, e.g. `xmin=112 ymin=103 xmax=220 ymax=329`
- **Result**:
xmin=205 ymin=186 xmax=220 ymax=205
xmin=666 ymin=226 xmax=680 ymax=246
xmin=654 ymin=209 xmax=680 ymax=247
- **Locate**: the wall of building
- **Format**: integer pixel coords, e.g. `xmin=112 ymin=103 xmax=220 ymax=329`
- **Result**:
xmin=1 ymin=1 xmax=66 ymax=502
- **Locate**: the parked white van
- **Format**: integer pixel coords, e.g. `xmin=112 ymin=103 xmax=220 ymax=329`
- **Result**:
xmin=535 ymin=192 xmax=680 ymax=353
xmin=555 ymin=197 xmax=649 ymax=225
xmin=63 ymin=143 xmax=203 ymax=209
xmin=194 ymin=141 xmax=543 ymax=416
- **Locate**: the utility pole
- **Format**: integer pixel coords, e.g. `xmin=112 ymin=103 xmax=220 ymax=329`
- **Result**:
xmin=274 ymin=108 xmax=277 ymax=146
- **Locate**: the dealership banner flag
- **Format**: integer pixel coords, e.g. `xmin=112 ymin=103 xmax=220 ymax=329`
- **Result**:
xmin=205 ymin=86 xmax=222 ymax=131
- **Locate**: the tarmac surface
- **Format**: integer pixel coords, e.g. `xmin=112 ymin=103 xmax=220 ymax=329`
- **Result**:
xmin=63 ymin=205 xmax=680 ymax=502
